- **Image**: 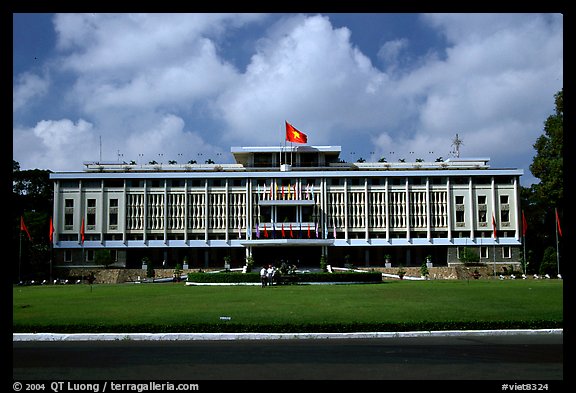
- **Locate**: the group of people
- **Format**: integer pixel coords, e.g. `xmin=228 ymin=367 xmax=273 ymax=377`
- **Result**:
xmin=260 ymin=265 xmax=276 ymax=287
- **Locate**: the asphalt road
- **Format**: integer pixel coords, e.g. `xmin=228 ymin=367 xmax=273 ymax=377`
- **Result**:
xmin=13 ymin=333 xmax=563 ymax=383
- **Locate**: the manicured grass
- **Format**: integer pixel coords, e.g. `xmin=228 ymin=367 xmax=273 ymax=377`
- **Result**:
xmin=13 ymin=280 xmax=563 ymax=333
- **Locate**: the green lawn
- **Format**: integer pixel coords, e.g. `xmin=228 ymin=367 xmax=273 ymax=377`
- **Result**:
xmin=13 ymin=280 xmax=563 ymax=333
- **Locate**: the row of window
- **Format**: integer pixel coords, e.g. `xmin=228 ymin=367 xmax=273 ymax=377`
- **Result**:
xmin=63 ymin=195 xmax=513 ymax=230
xmin=59 ymin=176 xmax=517 ymax=189
xmin=61 ymin=246 xmax=513 ymax=264
xmin=457 ymin=246 xmax=513 ymax=259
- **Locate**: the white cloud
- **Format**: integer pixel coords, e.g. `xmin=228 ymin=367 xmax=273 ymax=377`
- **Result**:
xmin=377 ymin=38 xmax=409 ymax=68
xmin=13 ymin=72 xmax=49 ymax=112
xmin=123 ymin=114 xmax=223 ymax=164
xmin=216 ymin=14 xmax=396 ymax=145
xmin=13 ymin=119 xmax=95 ymax=171
xmin=12 ymin=13 xmax=562 ymax=187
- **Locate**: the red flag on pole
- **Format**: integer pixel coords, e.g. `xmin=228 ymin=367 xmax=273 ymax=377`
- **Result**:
xmin=49 ymin=217 xmax=55 ymax=242
xmin=492 ymin=214 xmax=497 ymax=238
xmin=555 ymin=208 xmax=562 ymax=237
xmin=263 ymin=224 xmax=268 ymax=238
xmin=522 ymin=210 xmax=527 ymax=237
xmin=80 ymin=218 xmax=85 ymax=244
xmin=20 ymin=216 xmax=32 ymax=241
xmin=285 ymin=121 xmax=308 ymax=144
xmin=281 ymin=223 xmax=285 ymax=238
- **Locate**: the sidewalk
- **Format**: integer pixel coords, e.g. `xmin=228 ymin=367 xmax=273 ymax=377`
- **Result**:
xmin=13 ymin=328 xmax=562 ymax=341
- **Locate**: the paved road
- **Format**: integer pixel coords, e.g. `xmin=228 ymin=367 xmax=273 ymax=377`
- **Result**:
xmin=13 ymin=332 xmax=563 ymax=382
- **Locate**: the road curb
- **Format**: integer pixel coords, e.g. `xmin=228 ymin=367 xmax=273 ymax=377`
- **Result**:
xmin=13 ymin=329 xmax=563 ymax=341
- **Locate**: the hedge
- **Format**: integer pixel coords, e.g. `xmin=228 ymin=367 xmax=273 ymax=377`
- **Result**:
xmin=186 ymin=271 xmax=383 ymax=284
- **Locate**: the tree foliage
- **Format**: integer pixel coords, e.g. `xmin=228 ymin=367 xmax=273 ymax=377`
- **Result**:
xmin=521 ymin=89 xmax=563 ymax=274
xmin=529 ymin=89 xmax=563 ymax=207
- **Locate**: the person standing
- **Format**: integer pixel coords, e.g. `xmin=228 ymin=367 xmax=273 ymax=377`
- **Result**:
xmin=260 ymin=266 xmax=268 ymax=287
xmin=267 ymin=265 xmax=274 ymax=286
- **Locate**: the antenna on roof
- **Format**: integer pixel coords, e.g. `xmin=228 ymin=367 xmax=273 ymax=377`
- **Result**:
xmin=451 ymin=133 xmax=463 ymax=158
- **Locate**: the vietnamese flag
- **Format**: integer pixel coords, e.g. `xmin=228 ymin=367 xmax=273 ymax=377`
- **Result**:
xmin=20 ymin=216 xmax=32 ymax=241
xmin=281 ymin=223 xmax=285 ymax=238
xmin=263 ymin=224 xmax=268 ymax=238
xmin=289 ymin=223 xmax=293 ymax=238
xmin=80 ymin=218 xmax=85 ymax=245
xmin=286 ymin=121 xmax=308 ymax=144
xmin=307 ymin=223 xmax=311 ymax=239
xmin=492 ymin=214 xmax=497 ymax=238
xmin=555 ymin=208 xmax=562 ymax=237
xmin=49 ymin=217 xmax=55 ymax=242
xmin=522 ymin=210 xmax=527 ymax=237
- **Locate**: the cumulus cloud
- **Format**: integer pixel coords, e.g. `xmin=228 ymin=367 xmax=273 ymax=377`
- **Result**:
xmin=12 ymin=13 xmax=562 ymax=186
xmin=13 ymin=119 xmax=95 ymax=171
xmin=124 ymin=114 xmax=223 ymax=164
xmin=13 ymin=72 xmax=49 ymax=112
xmin=217 ymin=14 xmax=397 ymax=145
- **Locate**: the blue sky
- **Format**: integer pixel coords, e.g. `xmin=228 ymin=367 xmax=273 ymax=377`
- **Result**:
xmin=13 ymin=13 xmax=563 ymax=186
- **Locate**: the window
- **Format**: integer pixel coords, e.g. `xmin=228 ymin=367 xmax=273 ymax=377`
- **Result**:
xmin=477 ymin=195 xmax=487 ymax=223
xmin=109 ymin=198 xmax=118 ymax=227
xmin=302 ymin=206 xmax=314 ymax=222
xmin=277 ymin=206 xmax=297 ymax=223
xmin=500 ymin=210 xmax=510 ymax=223
xmin=61 ymin=180 xmax=79 ymax=188
xmin=455 ymin=196 xmax=464 ymax=204
xmin=82 ymin=180 xmax=101 ymax=188
xmin=500 ymin=195 xmax=509 ymax=204
xmin=127 ymin=180 xmax=144 ymax=187
xmin=104 ymin=179 xmax=123 ymax=188
xmin=456 ymin=210 xmax=465 ymax=224
xmin=259 ymin=206 xmax=272 ymax=223
xmin=64 ymin=250 xmax=72 ymax=262
xmin=502 ymin=246 xmax=511 ymax=259
xmin=480 ymin=246 xmax=488 ymax=259
xmin=87 ymin=199 xmax=96 ymax=226
xmin=478 ymin=210 xmax=487 ymax=223
xmin=64 ymin=199 xmax=74 ymax=227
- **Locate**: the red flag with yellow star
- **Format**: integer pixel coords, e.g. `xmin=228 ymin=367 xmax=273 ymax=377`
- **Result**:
xmin=286 ymin=121 xmax=307 ymax=144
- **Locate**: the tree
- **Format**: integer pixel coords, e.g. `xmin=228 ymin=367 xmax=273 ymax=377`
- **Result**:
xmin=13 ymin=162 xmax=54 ymax=281
xmin=95 ymin=249 xmax=114 ymax=268
xmin=523 ymin=89 xmax=563 ymax=274
xmin=529 ymin=89 xmax=563 ymax=208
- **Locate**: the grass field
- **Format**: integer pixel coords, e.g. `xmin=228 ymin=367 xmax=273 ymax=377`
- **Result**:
xmin=13 ymin=279 xmax=563 ymax=333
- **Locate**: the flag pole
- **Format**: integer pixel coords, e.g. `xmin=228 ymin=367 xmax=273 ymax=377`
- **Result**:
xmin=555 ymin=208 xmax=560 ymax=275
xmin=492 ymin=213 xmax=497 ymax=277
xmin=19 ymin=229 xmax=22 ymax=283
xmin=523 ymin=233 xmax=527 ymax=276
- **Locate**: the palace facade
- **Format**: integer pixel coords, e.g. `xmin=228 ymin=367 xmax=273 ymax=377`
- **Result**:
xmin=49 ymin=145 xmax=523 ymax=270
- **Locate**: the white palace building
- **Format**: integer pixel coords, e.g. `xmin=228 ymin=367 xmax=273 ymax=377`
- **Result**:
xmin=49 ymin=144 xmax=524 ymax=270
